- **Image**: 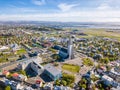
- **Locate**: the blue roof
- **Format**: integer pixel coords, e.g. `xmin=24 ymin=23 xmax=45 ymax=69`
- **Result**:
xmin=53 ymin=45 xmax=61 ymax=50
xmin=60 ymin=48 xmax=68 ymax=53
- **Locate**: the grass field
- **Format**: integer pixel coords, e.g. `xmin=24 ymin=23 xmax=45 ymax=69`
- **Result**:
xmin=17 ymin=49 xmax=27 ymax=55
xmin=65 ymin=28 xmax=120 ymax=41
xmin=84 ymin=29 xmax=120 ymax=41
xmin=82 ymin=58 xmax=94 ymax=66
xmin=62 ymin=64 xmax=80 ymax=73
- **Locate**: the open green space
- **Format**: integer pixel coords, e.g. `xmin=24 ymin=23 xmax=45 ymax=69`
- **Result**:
xmin=55 ymin=73 xmax=75 ymax=87
xmin=33 ymin=43 xmax=43 ymax=48
xmin=64 ymin=28 xmax=120 ymax=41
xmin=16 ymin=48 xmax=27 ymax=55
xmin=62 ymin=64 xmax=80 ymax=73
xmin=82 ymin=58 xmax=94 ymax=66
xmin=84 ymin=29 xmax=120 ymax=41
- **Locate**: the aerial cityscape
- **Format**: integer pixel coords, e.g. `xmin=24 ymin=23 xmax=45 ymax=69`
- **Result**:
xmin=0 ymin=0 xmax=120 ymax=90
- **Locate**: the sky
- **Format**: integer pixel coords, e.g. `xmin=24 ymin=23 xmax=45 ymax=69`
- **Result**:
xmin=0 ymin=0 xmax=120 ymax=22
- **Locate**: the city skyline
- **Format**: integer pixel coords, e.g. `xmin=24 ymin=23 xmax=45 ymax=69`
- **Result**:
xmin=0 ymin=0 xmax=120 ymax=22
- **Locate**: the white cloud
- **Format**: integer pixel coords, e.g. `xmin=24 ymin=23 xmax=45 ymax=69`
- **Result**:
xmin=97 ymin=0 xmax=120 ymax=10
xmin=97 ymin=3 xmax=111 ymax=10
xmin=0 ymin=10 xmax=120 ymax=22
xmin=31 ymin=0 xmax=45 ymax=5
xmin=58 ymin=3 xmax=78 ymax=12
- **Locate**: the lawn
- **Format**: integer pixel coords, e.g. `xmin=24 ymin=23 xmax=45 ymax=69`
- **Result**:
xmin=71 ymin=28 xmax=120 ymax=41
xmin=17 ymin=49 xmax=27 ymax=55
xmin=62 ymin=64 xmax=80 ymax=73
xmin=0 ymin=57 xmax=6 ymax=63
xmin=84 ymin=29 xmax=120 ymax=41
xmin=82 ymin=58 xmax=94 ymax=66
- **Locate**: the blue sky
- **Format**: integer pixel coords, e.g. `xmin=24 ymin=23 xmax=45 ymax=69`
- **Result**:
xmin=0 ymin=0 xmax=120 ymax=22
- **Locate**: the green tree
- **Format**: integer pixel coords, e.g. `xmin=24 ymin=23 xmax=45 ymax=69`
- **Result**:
xmin=19 ymin=70 xmax=26 ymax=76
xmin=55 ymin=80 xmax=60 ymax=86
xmin=81 ymin=84 xmax=86 ymax=89
xmin=5 ymin=86 xmax=11 ymax=90
xmin=104 ymin=57 xmax=109 ymax=64
xmin=61 ymin=80 xmax=67 ymax=86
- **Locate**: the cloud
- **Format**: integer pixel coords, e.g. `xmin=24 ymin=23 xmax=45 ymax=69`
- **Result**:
xmin=4 ymin=7 xmax=40 ymax=14
xmin=0 ymin=10 xmax=120 ymax=22
xmin=31 ymin=0 xmax=45 ymax=5
xmin=97 ymin=0 xmax=120 ymax=10
xmin=97 ymin=3 xmax=111 ymax=10
xmin=58 ymin=3 xmax=78 ymax=12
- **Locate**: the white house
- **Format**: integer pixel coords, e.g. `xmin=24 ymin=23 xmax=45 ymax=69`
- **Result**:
xmin=10 ymin=44 xmax=20 ymax=51
xmin=102 ymin=75 xmax=113 ymax=86
xmin=0 ymin=46 xmax=9 ymax=51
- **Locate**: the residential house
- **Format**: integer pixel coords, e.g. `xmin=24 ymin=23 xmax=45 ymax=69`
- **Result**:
xmin=35 ymin=80 xmax=43 ymax=87
xmin=0 ymin=46 xmax=9 ymax=51
xmin=12 ymin=73 xmax=27 ymax=81
xmin=10 ymin=44 xmax=20 ymax=52
xmin=4 ymin=79 xmax=24 ymax=90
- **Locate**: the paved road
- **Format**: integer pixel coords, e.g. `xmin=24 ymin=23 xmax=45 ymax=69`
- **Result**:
xmin=0 ymin=61 xmax=18 ymax=69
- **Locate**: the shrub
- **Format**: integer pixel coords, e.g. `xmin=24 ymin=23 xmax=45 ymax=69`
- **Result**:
xmin=5 ymin=86 xmax=11 ymax=90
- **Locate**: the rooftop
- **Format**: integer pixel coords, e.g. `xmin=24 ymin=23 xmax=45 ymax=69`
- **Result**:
xmin=18 ymin=56 xmax=42 ymax=64
xmin=44 ymin=64 xmax=61 ymax=76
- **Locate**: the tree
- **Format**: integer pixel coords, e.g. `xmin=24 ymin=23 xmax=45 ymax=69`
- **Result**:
xmin=79 ymin=78 xmax=87 ymax=89
xmin=19 ymin=70 xmax=26 ymax=76
xmin=83 ymin=58 xmax=94 ymax=66
xmin=5 ymin=86 xmax=11 ymax=90
xmin=54 ymin=62 xmax=59 ymax=66
xmin=62 ymin=73 xmax=75 ymax=86
xmin=61 ymin=80 xmax=67 ymax=86
xmin=92 ymin=85 xmax=96 ymax=90
xmin=106 ymin=65 xmax=112 ymax=71
xmin=81 ymin=84 xmax=86 ymax=89
xmin=100 ymin=57 xmax=109 ymax=64
xmin=55 ymin=80 xmax=60 ymax=86
xmin=104 ymin=57 xmax=109 ymax=64
xmin=52 ymin=54 xmax=60 ymax=60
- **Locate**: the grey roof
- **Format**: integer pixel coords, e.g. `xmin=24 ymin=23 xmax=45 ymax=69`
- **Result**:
xmin=0 ymin=56 xmax=42 ymax=69
xmin=44 ymin=64 xmax=61 ymax=76
xmin=18 ymin=56 xmax=42 ymax=64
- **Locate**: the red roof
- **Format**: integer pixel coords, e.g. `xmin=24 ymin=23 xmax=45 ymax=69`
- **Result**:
xmin=12 ymin=73 xmax=19 ymax=77
xmin=2 ymin=70 xmax=9 ymax=75
xmin=100 ymin=66 xmax=106 ymax=70
xmin=36 ymin=80 xmax=41 ymax=84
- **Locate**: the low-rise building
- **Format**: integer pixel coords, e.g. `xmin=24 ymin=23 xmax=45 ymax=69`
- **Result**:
xmin=44 ymin=83 xmax=53 ymax=90
xmin=0 ymin=46 xmax=9 ymax=51
xmin=10 ymin=44 xmax=20 ymax=52
xmin=12 ymin=73 xmax=27 ymax=81
xmin=102 ymin=75 xmax=113 ymax=86
xmin=35 ymin=80 xmax=43 ymax=87
xmin=44 ymin=64 xmax=62 ymax=81
xmin=17 ymin=56 xmax=42 ymax=70
xmin=30 ymin=61 xmax=44 ymax=75
xmin=4 ymin=79 xmax=24 ymax=90
xmin=54 ymin=86 xmax=71 ymax=90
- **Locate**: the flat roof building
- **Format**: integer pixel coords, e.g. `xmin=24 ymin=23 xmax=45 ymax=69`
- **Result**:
xmin=44 ymin=64 xmax=62 ymax=81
